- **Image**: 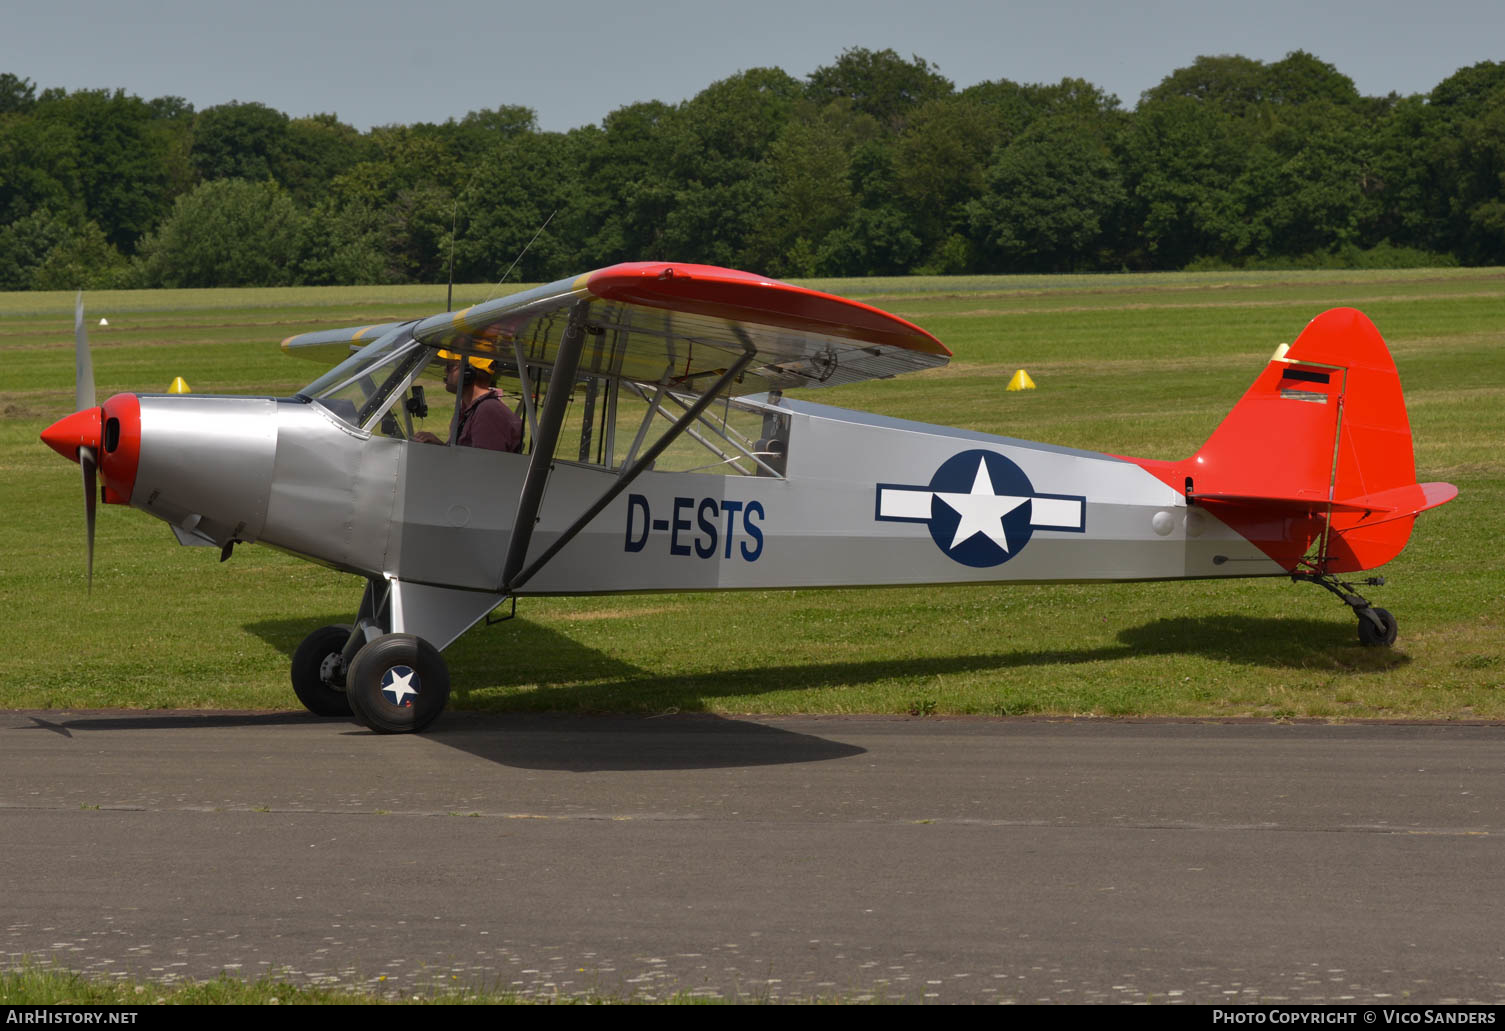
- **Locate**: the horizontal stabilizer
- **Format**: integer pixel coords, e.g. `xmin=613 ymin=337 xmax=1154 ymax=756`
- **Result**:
xmin=1194 ymin=491 xmax=1373 ymax=514
xmin=1195 ymin=482 xmax=1458 ymax=524
xmin=1334 ymin=481 xmax=1459 ymax=525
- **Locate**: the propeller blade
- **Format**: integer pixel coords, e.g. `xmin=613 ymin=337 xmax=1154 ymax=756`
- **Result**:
xmin=75 ymin=291 xmax=96 ymax=411
xmin=81 ymin=444 xmax=97 ymax=591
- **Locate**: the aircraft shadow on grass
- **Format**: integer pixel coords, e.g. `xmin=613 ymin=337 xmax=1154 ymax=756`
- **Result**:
xmin=250 ymin=610 xmax=1409 ymax=716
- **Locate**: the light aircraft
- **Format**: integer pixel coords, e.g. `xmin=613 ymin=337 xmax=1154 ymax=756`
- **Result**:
xmin=40 ymin=263 xmax=1457 ymax=733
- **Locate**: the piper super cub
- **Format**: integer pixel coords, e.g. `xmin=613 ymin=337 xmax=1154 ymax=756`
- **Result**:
xmin=40 ymin=262 xmax=1457 ymax=733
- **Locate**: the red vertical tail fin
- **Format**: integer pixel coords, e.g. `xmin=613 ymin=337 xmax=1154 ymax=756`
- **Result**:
xmin=1135 ymin=309 xmax=1455 ymax=572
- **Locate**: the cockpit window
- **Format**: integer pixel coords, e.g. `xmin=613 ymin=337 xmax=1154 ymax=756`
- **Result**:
xmin=548 ymin=380 xmax=789 ymax=477
xmin=299 ymin=326 xmax=439 ymax=438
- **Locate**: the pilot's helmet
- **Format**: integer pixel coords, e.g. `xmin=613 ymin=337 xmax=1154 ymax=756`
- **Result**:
xmin=437 ymin=349 xmax=497 ymax=378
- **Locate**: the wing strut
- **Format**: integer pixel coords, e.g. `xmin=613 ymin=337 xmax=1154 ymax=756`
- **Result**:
xmin=499 ymin=303 xmax=590 ymax=590
xmin=501 ymin=346 xmax=757 ymax=596
xmin=511 ymin=336 xmax=539 ymax=439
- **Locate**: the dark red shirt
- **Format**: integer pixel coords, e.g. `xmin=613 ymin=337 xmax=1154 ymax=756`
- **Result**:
xmin=456 ymin=389 xmax=522 ymax=453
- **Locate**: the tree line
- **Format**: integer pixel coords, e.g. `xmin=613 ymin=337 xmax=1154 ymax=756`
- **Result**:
xmin=2 ymin=47 xmax=1502 ymax=291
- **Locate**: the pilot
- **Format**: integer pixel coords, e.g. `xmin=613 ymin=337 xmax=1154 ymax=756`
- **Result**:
xmin=412 ymin=352 xmax=523 ymax=453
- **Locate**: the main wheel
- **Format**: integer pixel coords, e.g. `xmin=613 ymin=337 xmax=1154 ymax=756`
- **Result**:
xmin=1357 ymin=607 xmax=1398 ymax=647
xmin=344 ymin=633 xmax=450 ymax=734
xmin=290 ymin=624 xmax=356 ymax=716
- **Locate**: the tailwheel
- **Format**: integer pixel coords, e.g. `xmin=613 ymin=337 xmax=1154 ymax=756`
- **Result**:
xmin=1292 ymin=571 xmax=1398 ymax=648
xmin=345 ymin=633 xmax=450 ymax=734
xmin=1357 ymin=607 xmax=1398 ymax=648
xmin=290 ymin=624 xmax=356 ymax=716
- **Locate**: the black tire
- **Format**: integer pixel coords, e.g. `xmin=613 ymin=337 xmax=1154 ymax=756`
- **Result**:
xmin=344 ymin=633 xmax=450 ymax=734
xmin=290 ymin=624 xmax=355 ymax=716
xmin=1357 ymin=607 xmax=1398 ymax=647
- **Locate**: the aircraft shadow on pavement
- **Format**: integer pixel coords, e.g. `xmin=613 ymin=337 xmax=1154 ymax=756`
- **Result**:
xmin=16 ymin=712 xmax=327 ymax=737
xmin=421 ymin=712 xmax=866 ymax=771
xmin=248 ymin=616 xmax=867 ymax=770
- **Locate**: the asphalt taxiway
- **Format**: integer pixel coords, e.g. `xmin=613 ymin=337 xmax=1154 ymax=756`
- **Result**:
xmin=3 ymin=711 xmax=1502 ymax=1003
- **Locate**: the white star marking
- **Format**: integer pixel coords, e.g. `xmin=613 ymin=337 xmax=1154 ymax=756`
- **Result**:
xmin=933 ymin=458 xmax=1029 ymax=552
xmin=383 ymin=668 xmax=419 ymax=705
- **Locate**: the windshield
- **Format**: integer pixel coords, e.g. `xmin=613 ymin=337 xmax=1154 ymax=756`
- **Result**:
xmin=298 ymin=324 xmax=415 ymax=401
xmin=298 ymin=325 xmax=442 ymax=438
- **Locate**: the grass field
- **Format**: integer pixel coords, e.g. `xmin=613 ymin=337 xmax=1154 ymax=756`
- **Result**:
xmin=2 ymin=269 xmax=1501 ymax=720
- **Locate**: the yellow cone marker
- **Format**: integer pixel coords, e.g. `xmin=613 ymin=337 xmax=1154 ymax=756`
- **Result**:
xmin=1006 ymin=369 xmax=1036 ymax=391
xmin=167 ymin=376 xmax=191 ymax=394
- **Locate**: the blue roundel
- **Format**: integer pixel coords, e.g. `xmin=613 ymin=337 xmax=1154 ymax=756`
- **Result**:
xmin=380 ymin=665 xmax=421 ymax=707
xmin=926 ymin=450 xmax=1036 ymax=568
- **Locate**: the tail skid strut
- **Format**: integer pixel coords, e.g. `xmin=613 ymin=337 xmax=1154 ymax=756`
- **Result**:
xmin=1292 ymin=570 xmax=1397 ymax=647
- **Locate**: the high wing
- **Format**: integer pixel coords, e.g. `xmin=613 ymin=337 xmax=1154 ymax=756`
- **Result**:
xmin=282 ymin=262 xmax=950 ymax=391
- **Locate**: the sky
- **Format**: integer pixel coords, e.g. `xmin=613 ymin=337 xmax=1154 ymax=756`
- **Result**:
xmin=4 ymin=0 xmax=1502 ymax=131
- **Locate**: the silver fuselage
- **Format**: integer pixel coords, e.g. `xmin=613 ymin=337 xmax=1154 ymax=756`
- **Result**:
xmin=133 ymin=392 xmax=1277 ymax=646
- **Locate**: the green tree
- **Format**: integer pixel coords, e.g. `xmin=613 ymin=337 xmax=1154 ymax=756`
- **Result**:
xmin=295 ymin=199 xmax=393 ymax=285
xmin=447 ymin=104 xmax=537 ymax=154
xmin=568 ymin=101 xmax=678 ymax=263
xmin=281 ymin=113 xmax=369 ymax=205
xmin=1362 ymin=95 xmax=1446 ymax=251
xmin=455 ymin=131 xmax=583 ymax=283
xmin=134 ymin=178 xmax=303 ymax=287
xmin=0 ymin=207 xmax=74 ymax=288
xmin=1262 ymin=51 xmax=1361 ymax=107
xmin=968 ymin=118 xmax=1126 ymax=272
xmin=1428 ymin=60 xmax=1505 ymax=117
xmin=669 ymin=67 xmax=800 ymax=183
xmin=1131 ymin=54 xmax=1370 ymax=267
xmin=1225 ymin=105 xmax=1370 ymax=260
xmin=805 ymin=47 xmax=953 ymax=129
xmin=24 ymin=88 xmax=172 ymax=252
xmin=1449 ymin=90 xmax=1505 ymax=263
xmin=1140 ymin=54 xmax=1276 ymax=116
xmin=815 ymin=140 xmax=924 ymax=275
xmin=0 ymin=115 xmax=81 ymax=225
xmin=29 ymin=220 xmax=130 ymax=289
xmin=1122 ymin=95 xmax=1249 ymax=266
xmin=0 ymin=73 xmax=37 ymax=115
xmin=746 ymin=99 xmax=877 ymax=275
xmin=893 ymin=95 xmax=1003 ymax=267
xmin=146 ymin=95 xmax=198 ymax=203
xmin=1423 ymin=62 xmax=1505 ymax=262
xmin=656 ymin=68 xmax=801 ymax=266
xmin=191 ymin=101 xmax=290 ymax=182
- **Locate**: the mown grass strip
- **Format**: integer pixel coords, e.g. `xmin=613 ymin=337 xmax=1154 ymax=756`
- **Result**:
xmin=0 ymin=964 xmax=732 ymax=1004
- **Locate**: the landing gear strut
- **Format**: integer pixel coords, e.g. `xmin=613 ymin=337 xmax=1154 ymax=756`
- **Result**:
xmin=290 ymin=577 xmax=452 ymax=732
xmin=1292 ymin=572 xmax=1398 ymax=647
